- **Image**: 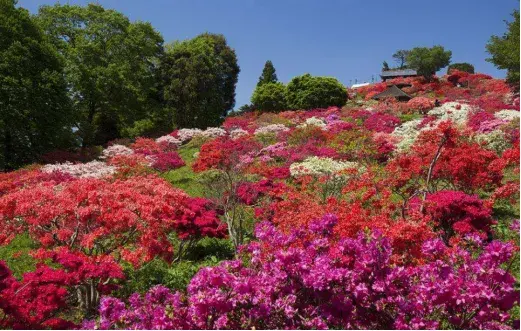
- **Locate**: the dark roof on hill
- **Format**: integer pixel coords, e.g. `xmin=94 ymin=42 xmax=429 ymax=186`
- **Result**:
xmin=380 ymin=69 xmax=418 ymax=77
xmin=372 ymin=85 xmax=412 ymax=100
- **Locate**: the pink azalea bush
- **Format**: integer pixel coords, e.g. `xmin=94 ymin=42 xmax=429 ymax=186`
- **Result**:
xmin=88 ymin=215 xmax=518 ymax=330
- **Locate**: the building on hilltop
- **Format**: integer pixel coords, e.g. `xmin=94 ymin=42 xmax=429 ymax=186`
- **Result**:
xmin=380 ymin=69 xmax=418 ymax=81
xmin=372 ymin=85 xmax=412 ymax=102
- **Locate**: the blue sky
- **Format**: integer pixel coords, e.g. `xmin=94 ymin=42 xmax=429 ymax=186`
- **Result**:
xmin=20 ymin=0 xmax=519 ymax=108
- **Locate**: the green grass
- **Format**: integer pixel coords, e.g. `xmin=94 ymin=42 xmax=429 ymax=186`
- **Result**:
xmin=161 ymin=145 xmax=205 ymax=197
xmin=0 ymin=233 xmax=38 ymax=279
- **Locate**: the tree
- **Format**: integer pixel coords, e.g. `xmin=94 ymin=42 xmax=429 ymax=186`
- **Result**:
xmin=382 ymin=61 xmax=390 ymax=71
xmin=447 ymin=62 xmax=475 ymax=74
xmin=486 ymin=10 xmax=520 ymax=86
xmin=257 ymin=60 xmax=278 ymax=86
xmin=286 ymin=74 xmax=348 ymax=110
xmin=251 ymin=82 xmax=288 ymax=112
xmin=392 ymin=49 xmax=410 ymax=68
xmin=0 ymin=0 xmax=74 ymax=170
xmin=36 ymin=3 xmax=164 ymax=147
xmin=406 ymin=46 xmax=452 ymax=80
xmin=161 ymin=33 xmax=240 ymax=129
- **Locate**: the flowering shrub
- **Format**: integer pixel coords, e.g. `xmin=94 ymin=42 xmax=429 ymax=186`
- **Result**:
xmin=423 ymin=191 xmax=495 ymax=243
xmin=1 ymin=70 xmax=519 ymax=329
xmin=254 ymin=123 xmax=290 ymax=135
xmin=41 ymin=160 xmax=117 ymax=178
xmin=428 ymin=102 xmax=473 ymax=125
xmin=146 ymin=151 xmax=185 ymax=171
xmin=100 ymin=144 xmax=134 ymax=159
xmin=0 ymin=175 xmax=226 ymax=264
xmin=289 ymin=156 xmax=361 ymax=177
xmin=363 ymin=112 xmax=400 ymax=133
xmin=407 ymin=96 xmax=435 ymax=113
xmin=89 ymin=215 xmax=518 ymax=330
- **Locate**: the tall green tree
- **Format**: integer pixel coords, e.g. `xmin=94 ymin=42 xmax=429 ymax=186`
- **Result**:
xmin=36 ymin=3 xmax=164 ymax=146
xmin=257 ymin=60 xmax=278 ymax=86
xmin=392 ymin=50 xmax=410 ymax=69
xmin=251 ymin=82 xmax=287 ymax=112
xmin=286 ymin=74 xmax=347 ymax=110
xmin=447 ymin=62 xmax=475 ymax=74
xmin=161 ymin=33 xmax=240 ymax=128
xmin=486 ymin=10 xmax=520 ymax=86
xmin=0 ymin=0 xmax=73 ymax=170
xmin=406 ymin=46 xmax=452 ymax=80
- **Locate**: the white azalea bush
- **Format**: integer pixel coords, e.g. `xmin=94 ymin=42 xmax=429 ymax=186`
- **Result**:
xmin=100 ymin=144 xmax=134 ymax=159
xmin=427 ymin=102 xmax=473 ymax=125
xmin=494 ymin=109 xmax=520 ymax=122
xmin=177 ymin=128 xmax=204 ymax=142
xmin=475 ymin=130 xmax=511 ymax=154
xmin=156 ymin=135 xmax=182 ymax=147
xmin=254 ymin=124 xmax=290 ymax=135
xmin=391 ymin=119 xmax=424 ymax=152
xmin=41 ymin=161 xmax=117 ymax=179
xmin=290 ymin=156 xmax=362 ymax=178
xmin=297 ymin=116 xmax=327 ymax=129
xmin=229 ymin=128 xmax=249 ymax=140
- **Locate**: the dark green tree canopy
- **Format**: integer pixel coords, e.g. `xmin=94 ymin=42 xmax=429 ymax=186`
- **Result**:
xmin=0 ymin=0 xmax=73 ymax=170
xmin=286 ymin=74 xmax=347 ymax=110
xmin=382 ymin=61 xmax=390 ymax=71
xmin=36 ymin=3 xmax=164 ymax=146
xmin=257 ymin=60 xmax=278 ymax=86
xmin=486 ymin=10 xmax=520 ymax=85
xmin=447 ymin=63 xmax=475 ymax=74
xmin=406 ymin=46 xmax=452 ymax=80
xmin=161 ymin=33 xmax=240 ymax=128
xmin=251 ymin=82 xmax=287 ymax=112
xmin=392 ymin=50 xmax=410 ymax=69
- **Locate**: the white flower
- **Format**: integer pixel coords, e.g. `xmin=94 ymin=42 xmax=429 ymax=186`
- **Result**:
xmin=391 ymin=119 xmax=423 ymax=152
xmin=427 ymin=102 xmax=472 ymax=125
xmin=254 ymin=124 xmax=290 ymax=135
xmin=297 ymin=116 xmax=327 ymax=129
xmin=201 ymin=127 xmax=227 ymax=139
xmin=494 ymin=109 xmax=520 ymax=122
xmin=289 ymin=156 xmax=362 ymax=178
xmin=177 ymin=128 xmax=204 ymax=142
xmin=100 ymin=144 xmax=134 ymax=159
xmin=475 ymin=130 xmax=511 ymax=154
xmin=156 ymin=135 xmax=182 ymax=147
xmin=229 ymin=128 xmax=249 ymax=139
xmin=41 ymin=161 xmax=116 ymax=178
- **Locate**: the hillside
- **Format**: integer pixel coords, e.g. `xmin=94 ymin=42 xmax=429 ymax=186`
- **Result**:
xmin=0 ymin=71 xmax=519 ymax=329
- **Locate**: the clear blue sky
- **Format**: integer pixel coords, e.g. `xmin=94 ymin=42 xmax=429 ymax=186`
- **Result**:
xmin=19 ymin=0 xmax=519 ymax=108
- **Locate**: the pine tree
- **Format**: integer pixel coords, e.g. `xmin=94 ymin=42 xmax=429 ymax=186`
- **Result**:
xmin=257 ymin=60 xmax=278 ymax=86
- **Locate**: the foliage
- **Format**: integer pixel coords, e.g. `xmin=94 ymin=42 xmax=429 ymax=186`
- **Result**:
xmin=406 ymin=45 xmax=452 ymax=80
xmin=447 ymin=62 xmax=475 ymax=74
xmin=286 ymin=74 xmax=348 ymax=110
xmin=37 ymin=3 xmax=164 ymax=146
xmin=257 ymin=60 xmax=278 ymax=86
xmin=251 ymin=82 xmax=288 ymax=112
xmin=161 ymin=33 xmax=240 ymax=128
xmin=0 ymin=0 xmax=74 ymax=170
xmin=392 ymin=49 xmax=410 ymax=68
xmin=486 ymin=10 xmax=520 ymax=85
xmin=89 ymin=215 xmax=519 ymax=330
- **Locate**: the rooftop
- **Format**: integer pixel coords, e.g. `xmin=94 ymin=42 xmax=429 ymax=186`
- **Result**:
xmin=380 ymin=69 xmax=418 ymax=77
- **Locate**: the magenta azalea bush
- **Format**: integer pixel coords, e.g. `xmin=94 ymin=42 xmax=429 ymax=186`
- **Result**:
xmin=86 ymin=215 xmax=518 ymax=330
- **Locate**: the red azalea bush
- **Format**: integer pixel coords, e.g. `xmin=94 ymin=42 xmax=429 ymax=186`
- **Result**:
xmin=148 ymin=152 xmax=185 ymax=171
xmin=407 ymin=97 xmax=435 ymax=113
xmin=0 ymin=175 xmax=226 ymax=264
xmin=363 ymin=112 xmax=400 ymax=133
xmin=423 ymin=190 xmax=495 ymax=243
